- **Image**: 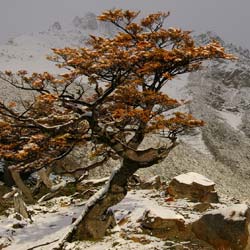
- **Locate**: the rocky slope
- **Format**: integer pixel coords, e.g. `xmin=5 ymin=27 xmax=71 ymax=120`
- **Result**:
xmin=135 ymin=32 xmax=250 ymax=202
xmin=186 ymin=32 xmax=250 ymax=200
xmin=1 ymin=173 xmax=249 ymax=250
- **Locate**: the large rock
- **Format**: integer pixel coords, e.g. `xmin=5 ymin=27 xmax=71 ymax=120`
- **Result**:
xmin=192 ymin=204 xmax=250 ymax=250
xmin=140 ymin=207 xmax=191 ymax=240
xmin=167 ymin=172 xmax=219 ymax=203
xmin=140 ymin=175 xmax=162 ymax=190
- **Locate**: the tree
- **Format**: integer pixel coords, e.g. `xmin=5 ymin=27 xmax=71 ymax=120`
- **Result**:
xmin=0 ymin=9 xmax=233 ymax=243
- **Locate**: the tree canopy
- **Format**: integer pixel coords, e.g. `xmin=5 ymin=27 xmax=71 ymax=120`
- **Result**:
xmin=0 ymin=10 xmax=233 ymax=176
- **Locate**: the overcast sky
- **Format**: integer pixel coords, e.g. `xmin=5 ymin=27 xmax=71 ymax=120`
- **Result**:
xmin=0 ymin=0 xmax=250 ymax=49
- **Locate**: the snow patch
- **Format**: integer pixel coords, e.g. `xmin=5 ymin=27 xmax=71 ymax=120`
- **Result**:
xmin=180 ymin=129 xmax=213 ymax=156
xmin=218 ymin=110 xmax=242 ymax=130
xmin=143 ymin=206 xmax=184 ymax=220
xmin=2 ymin=199 xmax=82 ymax=250
xmin=207 ymin=204 xmax=249 ymax=222
xmin=163 ymin=74 xmax=190 ymax=100
xmin=174 ymin=172 xmax=215 ymax=187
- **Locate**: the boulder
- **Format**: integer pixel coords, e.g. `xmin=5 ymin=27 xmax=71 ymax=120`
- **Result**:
xmin=140 ymin=175 xmax=162 ymax=190
xmin=192 ymin=204 xmax=250 ymax=250
xmin=140 ymin=206 xmax=191 ymax=240
xmin=167 ymin=172 xmax=219 ymax=203
xmin=193 ymin=202 xmax=213 ymax=212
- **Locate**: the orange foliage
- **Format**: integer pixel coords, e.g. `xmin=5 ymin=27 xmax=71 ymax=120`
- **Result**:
xmin=0 ymin=9 xmax=234 ymax=172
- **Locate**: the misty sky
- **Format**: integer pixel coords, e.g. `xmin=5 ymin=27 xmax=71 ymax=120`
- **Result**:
xmin=0 ymin=0 xmax=250 ymax=49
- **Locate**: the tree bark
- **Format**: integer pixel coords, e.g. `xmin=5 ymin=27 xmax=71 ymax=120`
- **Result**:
xmin=56 ymin=158 xmax=139 ymax=247
xmin=10 ymin=168 xmax=35 ymax=204
xmin=3 ymin=164 xmax=15 ymax=187
xmin=54 ymin=143 xmax=177 ymax=249
xmin=37 ymin=168 xmax=53 ymax=189
xmin=13 ymin=188 xmax=32 ymax=220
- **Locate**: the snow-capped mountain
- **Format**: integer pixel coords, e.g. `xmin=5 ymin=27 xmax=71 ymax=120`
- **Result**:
xmin=191 ymin=31 xmax=250 ymax=147
xmin=180 ymin=32 xmax=250 ymax=197
xmin=0 ymin=12 xmax=115 ymax=73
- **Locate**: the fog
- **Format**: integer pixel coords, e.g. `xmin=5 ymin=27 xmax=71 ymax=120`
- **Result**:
xmin=0 ymin=0 xmax=250 ymax=48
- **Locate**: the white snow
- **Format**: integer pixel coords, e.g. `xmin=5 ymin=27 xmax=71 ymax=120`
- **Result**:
xmin=112 ymin=190 xmax=184 ymax=223
xmin=207 ymin=204 xmax=249 ymax=221
xmin=2 ymin=197 xmax=82 ymax=250
xmin=179 ymin=129 xmax=213 ymax=156
xmin=112 ymin=190 xmax=157 ymax=224
xmin=162 ymin=74 xmax=190 ymax=100
xmin=0 ymin=33 xmax=66 ymax=74
xmin=218 ymin=110 xmax=242 ymax=130
xmin=0 ymin=186 xmax=244 ymax=250
xmin=143 ymin=206 xmax=184 ymax=220
xmin=162 ymin=74 xmax=213 ymax=156
xmin=0 ymin=190 xmax=175 ymax=250
xmin=174 ymin=172 xmax=215 ymax=186
xmin=80 ymin=177 xmax=109 ymax=186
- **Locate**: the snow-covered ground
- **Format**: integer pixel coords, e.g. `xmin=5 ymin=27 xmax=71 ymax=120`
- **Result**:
xmin=217 ymin=110 xmax=242 ymax=131
xmin=1 ymin=196 xmax=82 ymax=250
xmin=179 ymin=130 xmax=212 ymax=156
xmin=0 ymin=33 xmax=67 ymax=74
xmin=0 ymin=190 xmax=170 ymax=250
xmin=0 ymin=186 xmax=243 ymax=250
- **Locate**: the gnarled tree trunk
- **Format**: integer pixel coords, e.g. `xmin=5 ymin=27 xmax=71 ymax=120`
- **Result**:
xmin=57 ymin=158 xmax=139 ymax=247
xmin=10 ymin=168 xmax=35 ymax=204
xmin=55 ymin=143 xmax=177 ymax=249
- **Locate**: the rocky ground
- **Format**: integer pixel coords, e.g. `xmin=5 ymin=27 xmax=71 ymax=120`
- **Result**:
xmin=0 ymin=173 xmax=249 ymax=250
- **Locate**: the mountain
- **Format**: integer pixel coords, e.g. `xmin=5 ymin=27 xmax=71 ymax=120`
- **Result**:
xmin=0 ymin=12 xmax=115 ymax=73
xmin=139 ymin=32 xmax=250 ymax=202
xmin=188 ymin=32 xmax=250 ymax=192
xmin=147 ymin=31 xmax=250 ymax=201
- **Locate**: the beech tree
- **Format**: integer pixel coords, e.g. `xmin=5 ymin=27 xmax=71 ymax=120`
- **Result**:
xmin=0 ymin=9 xmax=233 ymax=243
